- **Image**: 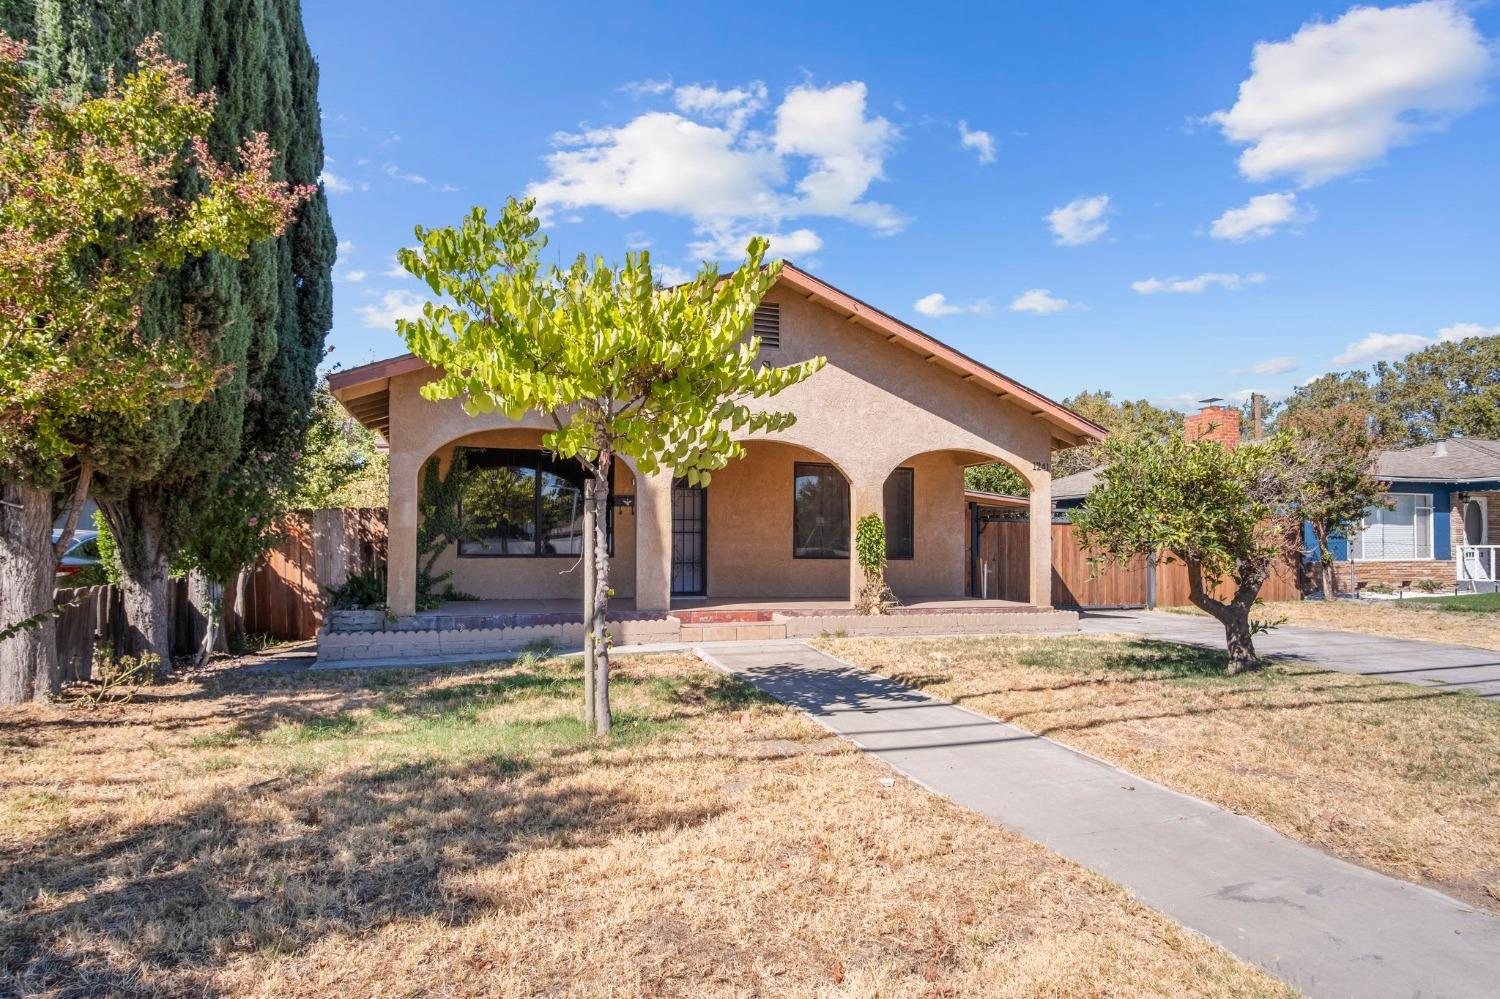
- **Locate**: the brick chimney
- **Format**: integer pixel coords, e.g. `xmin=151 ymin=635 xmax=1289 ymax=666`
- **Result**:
xmin=1185 ymin=405 xmax=1241 ymax=449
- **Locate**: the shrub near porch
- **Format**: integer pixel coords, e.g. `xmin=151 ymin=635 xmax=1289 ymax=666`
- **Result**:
xmin=817 ymin=634 xmax=1500 ymax=914
xmin=0 ymin=654 xmax=1285 ymax=997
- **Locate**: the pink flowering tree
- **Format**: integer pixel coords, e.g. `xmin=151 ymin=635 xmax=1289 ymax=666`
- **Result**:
xmin=0 ymin=32 xmax=311 ymax=700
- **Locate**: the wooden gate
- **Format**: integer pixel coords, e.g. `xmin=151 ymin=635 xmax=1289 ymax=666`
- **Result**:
xmin=968 ymin=512 xmax=1300 ymax=609
xmin=240 ymin=508 xmax=386 ymax=640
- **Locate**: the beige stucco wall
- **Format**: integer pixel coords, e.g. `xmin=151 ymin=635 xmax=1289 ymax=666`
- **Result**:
xmin=369 ymin=277 xmax=1065 ymax=615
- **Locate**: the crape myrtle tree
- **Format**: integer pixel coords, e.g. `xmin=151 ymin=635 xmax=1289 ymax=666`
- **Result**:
xmin=399 ymin=197 xmax=824 ymax=734
xmin=1071 ymin=429 xmax=1303 ymax=674
xmin=0 ymin=32 xmax=308 ymax=702
xmin=1283 ymin=403 xmax=1388 ymax=601
xmin=1 ymin=0 xmax=336 ymax=669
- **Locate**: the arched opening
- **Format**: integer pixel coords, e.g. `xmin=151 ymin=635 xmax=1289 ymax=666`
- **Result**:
xmin=416 ymin=428 xmax=638 ymax=606
xmin=881 ymin=449 xmax=1033 ymax=602
xmin=694 ymin=439 xmax=854 ymax=600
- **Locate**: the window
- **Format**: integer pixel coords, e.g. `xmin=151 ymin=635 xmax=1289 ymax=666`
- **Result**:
xmin=793 ymin=462 xmax=849 ymax=558
xmin=884 ymin=467 xmax=914 ymax=559
xmin=1349 ymin=493 xmax=1432 ymax=561
xmin=457 ymin=448 xmax=608 ymax=557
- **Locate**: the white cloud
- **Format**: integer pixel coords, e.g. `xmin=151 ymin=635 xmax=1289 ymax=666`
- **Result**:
xmin=1438 ymin=322 xmax=1500 ymax=343
xmin=383 ymin=163 xmax=428 ymax=186
xmin=687 ymin=227 xmax=823 ymax=261
xmin=1239 ymin=356 xmax=1298 ymax=376
xmin=1209 ymin=192 xmax=1308 ymax=241
xmin=1132 ymin=272 xmax=1267 ymax=294
xmin=320 ymin=171 xmax=353 ymax=194
xmin=1047 ymin=194 xmax=1110 ymax=246
xmin=914 ymin=293 xmax=992 ymax=318
xmin=383 ymin=256 xmax=410 ymax=279
xmin=527 ymin=80 xmax=903 ymax=251
xmin=340 ymin=269 xmax=367 ymax=283
xmin=957 ymin=120 xmax=996 ymax=164
xmin=1332 ymin=321 xmax=1499 ymax=365
xmin=1333 ymin=332 xmax=1435 ymax=365
xmin=1010 ymin=289 xmax=1071 ymax=314
xmin=337 ymin=240 xmax=356 ymax=254
xmin=357 ymin=290 xmax=425 ymax=329
xmin=620 ymin=78 xmax=672 ymax=97
xmin=674 ymin=82 xmax=766 ymax=132
xmin=655 ymin=264 xmax=696 ymax=286
xmin=1207 ymin=1 xmax=1492 ymax=186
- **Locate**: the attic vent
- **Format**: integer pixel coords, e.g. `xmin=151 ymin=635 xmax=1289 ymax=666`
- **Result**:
xmin=753 ymin=302 xmax=781 ymax=349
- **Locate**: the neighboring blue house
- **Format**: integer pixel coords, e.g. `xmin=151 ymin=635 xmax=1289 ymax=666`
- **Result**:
xmin=1314 ymin=439 xmax=1500 ymax=595
xmin=1052 ymin=438 xmax=1500 ymax=595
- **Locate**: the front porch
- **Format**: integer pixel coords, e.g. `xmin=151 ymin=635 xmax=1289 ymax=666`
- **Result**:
xmin=317 ymin=594 xmax=1078 ymax=663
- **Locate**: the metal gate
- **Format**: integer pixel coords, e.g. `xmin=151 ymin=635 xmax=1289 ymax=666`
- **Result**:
xmin=671 ymin=481 xmax=707 ymax=597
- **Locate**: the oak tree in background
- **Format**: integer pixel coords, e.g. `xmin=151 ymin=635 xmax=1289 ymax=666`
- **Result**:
xmin=1283 ymin=404 xmax=1388 ymax=601
xmin=1071 ymin=430 xmax=1302 ymax=674
xmin=0 ymin=32 xmax=308 ymax=702
xmin=399 ymin=197 xmax=824 ymax=733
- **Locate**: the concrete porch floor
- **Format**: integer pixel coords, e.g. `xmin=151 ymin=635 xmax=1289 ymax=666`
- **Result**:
xmin=424 ymin=595 xmax=1037 ymax=622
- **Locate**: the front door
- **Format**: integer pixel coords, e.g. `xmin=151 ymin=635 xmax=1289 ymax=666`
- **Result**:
xmin=671 ymin=480 xmax=707 ymax=597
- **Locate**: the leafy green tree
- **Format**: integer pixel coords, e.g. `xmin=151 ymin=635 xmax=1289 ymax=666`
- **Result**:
xmin=3 ymin=0 xmax=336 ymax=670
xmin=1072 ymin=430 xmax=1302 ymax=673
xmin=1053 ymin=390 xmax=1183 ymax=477
xmin=1371 ymin=336 xmax=1500 ymax=444
xmin=287 ymin=388 xmax=389 ymax=510
xmin=0 ymin=30 xmax=307 ymax=702
xmin=1282 ymin=404 xmax=1388 ymax=601
xmin=964 ymin=463 xmax=1028 ymax=497
xmin=399 ymin=197 xmax=824 ymax=733
xmin=854 ymin=513 xmax=895 ymax=614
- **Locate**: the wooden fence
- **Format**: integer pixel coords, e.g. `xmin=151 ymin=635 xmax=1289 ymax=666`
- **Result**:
xmin=240 ymin=508 xmax=386 ymax=641
xmin=48 ymin=508 xmax=386 ymax=679
xmin=969 ymin=514 xmax=1304 ymax=609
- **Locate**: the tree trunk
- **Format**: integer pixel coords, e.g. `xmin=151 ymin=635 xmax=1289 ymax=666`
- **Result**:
xmin=581 ymin=475 xmax=596 ymax=729
xmin=52 ymin=461 xmax=93 ymax=561
xmin=100 ymin=494 xmax=174 ymax=681
xmin=589 ymin=457 xmax=613 ymax=735
xmin=189 ymin=572 xmax=228 ymax=666
xmin=1311 ymin=527 xmax=1337 ymax=602
xmin=227 ymin=569 xmax=248 ymax=649
xmin=0 ymin=480 xmax=60 ymax=704
xmin=1184 ymin=558 xmax=1267 ymax=675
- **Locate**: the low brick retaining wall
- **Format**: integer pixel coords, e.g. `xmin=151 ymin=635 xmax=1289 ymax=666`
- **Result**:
xmin=316 ymin=607 xmax=1079 ymax=664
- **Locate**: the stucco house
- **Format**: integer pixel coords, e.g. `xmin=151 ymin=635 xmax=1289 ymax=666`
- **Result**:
xmin=326 ymin=264 xmax=1104 ymax=649
xmin=1316 ymin=438 xmax=1500 ymax=594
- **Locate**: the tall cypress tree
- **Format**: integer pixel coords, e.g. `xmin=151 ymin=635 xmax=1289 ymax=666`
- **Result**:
xmin=2 ymin=0 xmax=335 ymax=661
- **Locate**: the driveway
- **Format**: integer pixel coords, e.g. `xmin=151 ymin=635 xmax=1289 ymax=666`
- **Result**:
xmin=1080 ymin=609 xmax=1500 ymax=698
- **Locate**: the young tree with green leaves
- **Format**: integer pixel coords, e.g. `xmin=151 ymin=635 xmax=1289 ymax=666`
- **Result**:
xmin=1283 ymin=404 xmax=1388 ymax=602
xmin=0 ymin=31 xmax=308 ymax=702
xmin=287 ymin=387 xmax=389 ymax=510
xmin=398 ymin=197 xmax=824 ymax=733
xmin=1071 ymin=430 xmax=1302 ymax=673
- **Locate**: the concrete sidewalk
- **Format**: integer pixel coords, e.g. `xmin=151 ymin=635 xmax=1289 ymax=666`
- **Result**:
xmin=1080 ymin=609 xmax=1500 ymax=697
xmin=700 ymin=640 xmax=1500 ymax=999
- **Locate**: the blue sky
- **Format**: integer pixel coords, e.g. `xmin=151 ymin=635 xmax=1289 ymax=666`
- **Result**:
xmin=304 ymin=1 xmax=1499 ymax=411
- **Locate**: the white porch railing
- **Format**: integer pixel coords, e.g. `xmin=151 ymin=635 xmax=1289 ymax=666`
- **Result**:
xmin=1457 ymin=545 xmax=1498 ymax=583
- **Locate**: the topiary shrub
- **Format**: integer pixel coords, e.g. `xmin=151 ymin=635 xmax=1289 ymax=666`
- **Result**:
xmin=854 ymin=513 xmax=896 ymax=615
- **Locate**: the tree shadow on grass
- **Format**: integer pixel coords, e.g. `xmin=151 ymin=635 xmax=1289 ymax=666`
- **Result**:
xmin=0 ymin=753 xmax=720 ymax=997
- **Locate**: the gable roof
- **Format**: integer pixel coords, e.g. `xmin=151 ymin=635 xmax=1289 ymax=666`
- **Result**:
xmin=1050 ymin=467 xmax=1100 ymax=501
xmin=327 ymin=263 xmax=1107 ymax=445
xmin=1375 ymin=439 xmax=1500 ymax=483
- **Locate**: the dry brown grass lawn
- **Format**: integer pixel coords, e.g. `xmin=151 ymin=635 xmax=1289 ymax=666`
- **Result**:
xmin=816 ymin=635 xmax=1500 ymax=915
xmin=0 ymin=653 xmax=1288 ymax=998
xmin=1168 ymin=599 xmax=1500 ymax=651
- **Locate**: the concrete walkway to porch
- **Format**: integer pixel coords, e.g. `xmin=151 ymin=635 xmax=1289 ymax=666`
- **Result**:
xmin=699 ymin=640 xmax=1500 ymax=999
xmin=1080 ymin=609 xmax=1500 ymax=698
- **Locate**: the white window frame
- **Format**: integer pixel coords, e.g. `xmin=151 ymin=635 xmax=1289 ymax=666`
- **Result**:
xmin=1462 ymin=496 xmax=1489 ymax=546
xmin=1350 ymin=492 xmax=1434 ymax=562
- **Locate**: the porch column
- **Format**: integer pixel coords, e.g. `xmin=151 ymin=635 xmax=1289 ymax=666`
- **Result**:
xmin=386 ymin=451 xmax=419 ymax=617
xmin=848 ymin=474 xmax=884 ymax=605
xmin=1028 ymin=469 xmax=1052 ymax=608
xmin=634 ymin=470 xmax=673 ymax=612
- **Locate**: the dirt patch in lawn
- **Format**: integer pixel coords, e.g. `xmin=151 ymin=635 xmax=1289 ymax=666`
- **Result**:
xmin=816 ymin=635 xmax=1500 ymax=915
xmin=1167 ymin=598 xmax=1500 ymax=651
xmin=0 ymin=653 xmax=1287 ymax=998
